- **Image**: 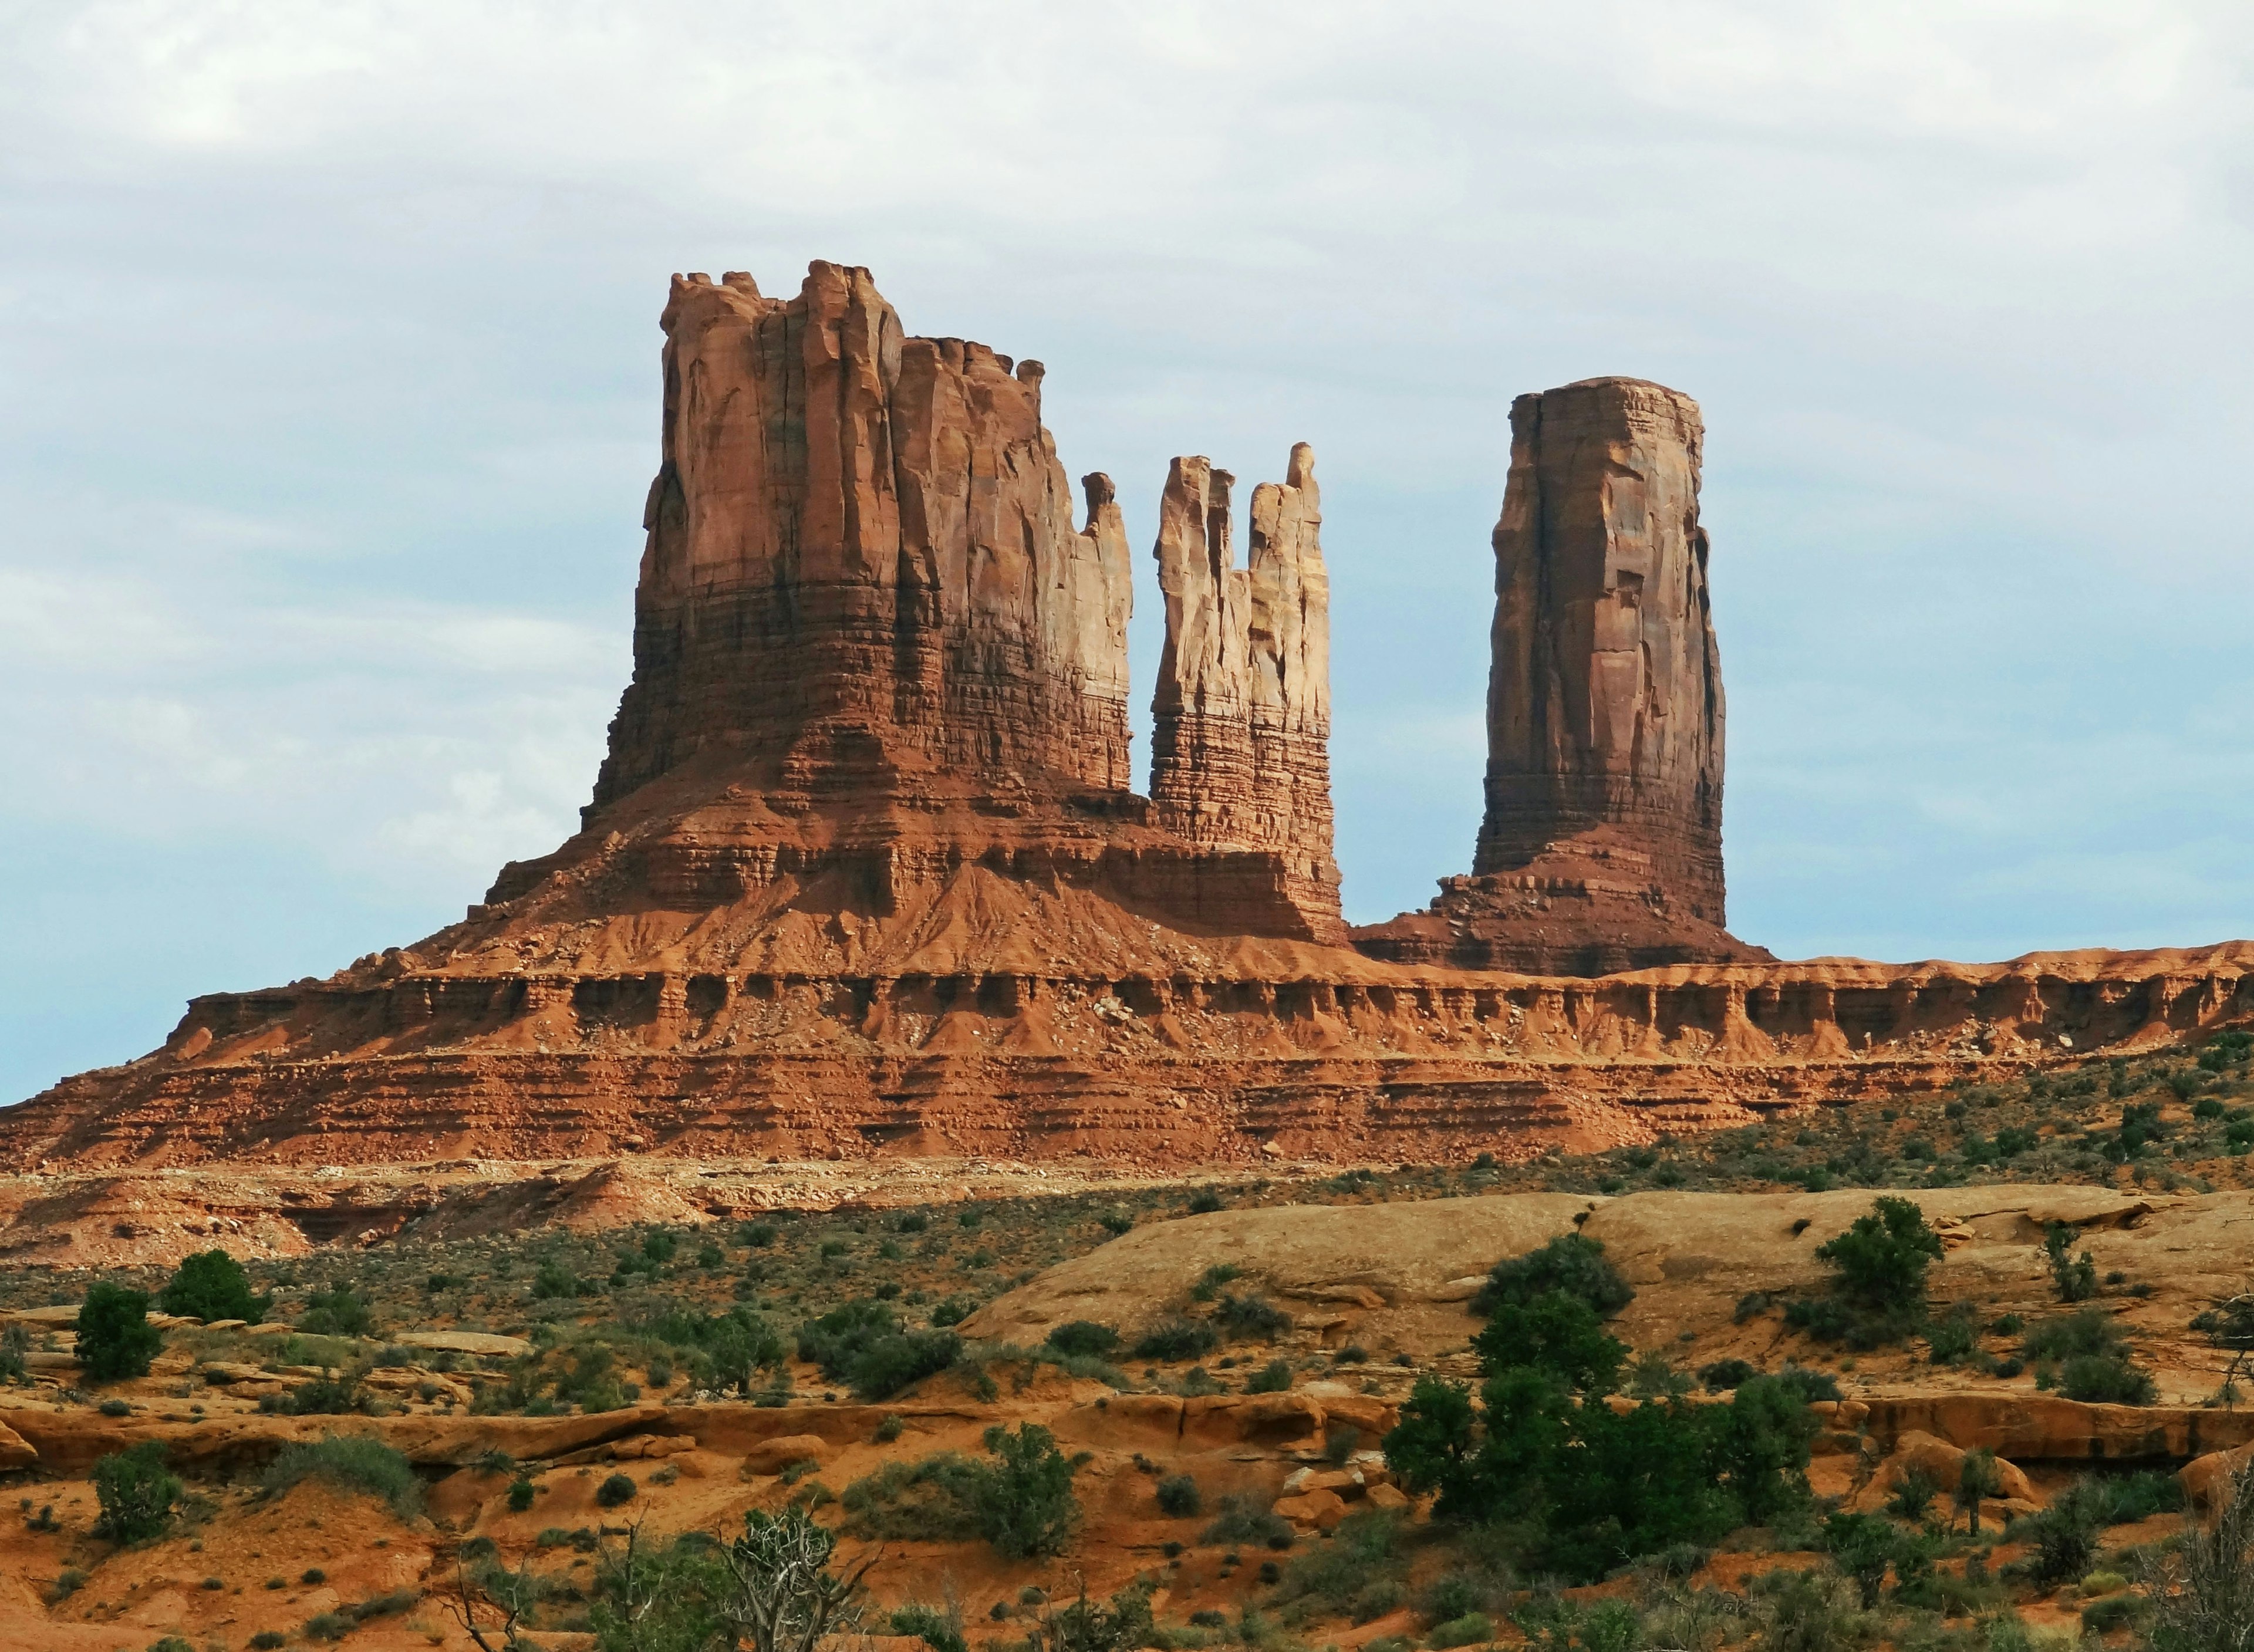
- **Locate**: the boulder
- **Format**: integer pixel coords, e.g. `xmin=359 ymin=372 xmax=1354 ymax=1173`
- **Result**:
xmin=743 ymin=1434 xmax=836 ymax=1475
xmin=1273 ymin=1487 xmax=1349 ymax=1531
xmin=1854 ymin=1430 xmax=2037 ymax=1515
xmin=398 ymin=1330 xmax=534 ymax=1358
xmin=2180 ymin=1442 xmax=2254 ymax=1514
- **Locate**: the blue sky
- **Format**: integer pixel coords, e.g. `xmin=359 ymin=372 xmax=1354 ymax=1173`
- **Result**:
xmin=4 ymin=1 xmax=2252 ymax=1105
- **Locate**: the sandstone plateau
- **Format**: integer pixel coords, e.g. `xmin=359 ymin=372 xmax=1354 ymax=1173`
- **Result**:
xmin=3 ymin=261 xmax=2250 ymax=1174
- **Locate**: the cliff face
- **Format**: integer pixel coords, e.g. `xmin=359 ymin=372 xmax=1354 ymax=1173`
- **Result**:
xmin=1150 ymin=447 xmax=1343 ymax=942
xmin=591 ymin=263 xmax=1132 ymax=812
xmin=1357 ymin=377 xmax=1769 ymax=975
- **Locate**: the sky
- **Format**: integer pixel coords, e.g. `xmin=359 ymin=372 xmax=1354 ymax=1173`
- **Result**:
xmin=3 ymin=1 xmax=2252 ymax=1106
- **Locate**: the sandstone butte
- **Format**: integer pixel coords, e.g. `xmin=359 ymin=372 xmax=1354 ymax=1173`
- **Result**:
xmin=2 ymin=259 xmax=2250 ymax=1175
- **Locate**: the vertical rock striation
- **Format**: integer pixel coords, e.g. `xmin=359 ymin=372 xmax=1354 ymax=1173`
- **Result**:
xmin=1150 ymin=447 xmax=1344 ymax=942
xmin=591 ymin=262 xmax=1134 ymax=814
xmin=1355 ymin=378 xmax=1768 ymax=974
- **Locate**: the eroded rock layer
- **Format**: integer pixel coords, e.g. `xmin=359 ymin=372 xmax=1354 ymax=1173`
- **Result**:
xmin=1150 ymin=448 xmax=1342 ymax=942
xmin=1357 ymin=377 xmax=1769 ymax=974
xmin=5 ymin=926 xmax=2248 ymax=1171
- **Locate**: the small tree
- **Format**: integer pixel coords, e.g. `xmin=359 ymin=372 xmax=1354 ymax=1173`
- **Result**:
xmin=1954 ymin=1449 xmax=2003 ymax=1537
xmin=158 ymin=1248 xmax=271 ymax=1324
xmin=970 ymin=1423 xmax=1079 ymax=1559
xmin=715 ymin=1506 xmax=879 ymax=1652
xmin=77 ymin=1280 xmax=163 ymax=1381
xmin=2043 ymin=1225 xmax=2099 ymax=1305
xmin=1816 ymin=1198 xmax=1943 ymax=1312
xmin=93 ymin=1441 xmax=180 ymax=1543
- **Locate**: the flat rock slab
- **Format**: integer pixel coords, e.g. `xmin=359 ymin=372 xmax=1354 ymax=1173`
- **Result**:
xmin=399 ymin=1330 xmax=533 ymax=1357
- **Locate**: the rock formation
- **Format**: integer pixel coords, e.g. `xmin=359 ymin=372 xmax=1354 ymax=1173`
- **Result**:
xmin=476 ymin=263 xmax=1338 ymax=943
xmin=587 ymin=261 xmax=1132 ymax=813
xmin=5 ymin=274 xmax=2249 ymax=1176
xmin=1356 ymin=377 xmax=1772 ymax=975
xmin=1149 ymin=447 xmax=1343 ymax=943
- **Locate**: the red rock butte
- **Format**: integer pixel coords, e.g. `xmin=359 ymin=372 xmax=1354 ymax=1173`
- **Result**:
xmin=4 ymin=263 xmax=2250 ymax=1172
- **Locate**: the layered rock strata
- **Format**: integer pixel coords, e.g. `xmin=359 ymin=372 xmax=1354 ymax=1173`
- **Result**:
xmin=1150 ymin=448 xmax=1343 ymax=942
xmin=1357 ymin=377 xmax=1771 ymax=975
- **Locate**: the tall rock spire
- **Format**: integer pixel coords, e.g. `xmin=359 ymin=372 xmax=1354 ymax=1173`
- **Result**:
xmin=1355 ymin=377 xmax=1767 ymax=974
xmin=592 ymin=262 xmax=1134 ymax=815
xmin=1151 ymin=446 xmax=1343 ymax=942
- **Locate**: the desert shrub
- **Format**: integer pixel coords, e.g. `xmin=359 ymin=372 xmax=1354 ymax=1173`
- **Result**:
xmin=304 ymin=1610 xmax=352 ymax=1640
xmin=1188 ymin=1263 xmax=1241 ymax=1303
xmin=1925 ymin=1304 xmax=1981 ymax=1366
xmin=1133 ymin=1318 xmax=1219 ymax=1362
xmin=1699 ymin=1357 xmax=1757 ymax=1391
xmin=554 ymin=1344 xmax=630 ymax=1412
xmin=159 ymin=1248 xmax=271 ymax=1324
xmin=797 ymin=1298 xmax=898 ymax=1377
xmin=1214 ymin=1293 xmax=1293 ymax=1342
xmin=839 ymin=1452 xmax=983 ymax=1542
xmin=507 ymin=1477 xmax=535 ymax=1511
xmin=2011 ymin=1478 xmax=2108 ymax=1585
xmin=1156 ymin=1474 xmax=1202 ymax=1517
xmin=2093 ymin=1469 xmax=2185 ymax=1525
xmin=2081 ymin=1593 xmax=2144 ymax=1634
xmin=1245 ymin=1359 xmax=1293 ymax=1394
xmin=1471 ymin=1232 xmax=1634 ymax=1319
xmin=895 ymin=1601 xmax=970 ymax=1652
xmin=249 ymin=1634 xmax=286 ymax=1650
xmin=1884 ymin=1467 xmax=1941 ymax=1523
xmin=1267 ymin=1511 xmax=1404 ymax=1618
xmin=2024 ymin=1306 xmax=2127 ymax=1363
xmin=596 ymin=1472 xmax=636 ymax=1507
xmin=647 ymin=1303 xmax=785 ymax=1394
xmin=1202 ymin=1493 xmax=1294 ymax=1549
xmin=297 ymin=1282 xmax=373 ymax=1337
xmin=262 ymin=1371 xmax=367 ymax=1415
xmin=1045 ymin=1320 xmax=1122 ymax=1359
xmin=2044 ymin=1225 xmax=2100 ymax=1303
xmin=261 ymin=1433 xmax=424 ymax=1519
xmin=849 ymin=1330 xmax=961 ymax=1401
xmin=1186 ymin=1189 xmax=1226 ymax=1214
xmin=1429 ymin=1613 xmax=1494 ymax=1648
xmin=78 ymin=1280 xmax=164 ymax=1381
xmin=971 ymin=1423 xmax=1079 ymax=1559
xmin=1387 ymin=1309 xmax=1818 ymax=1581
xmin=2063 ymin=1352 xmax=2157 ymax=1405
xmin=1751 ymin=1566 xmax=1867 ymax=1652
xmin=92 ymin=1441 xmax=180 ymax=1542
xmin=1790 ymin=1198 xmax=1942 ymax=1347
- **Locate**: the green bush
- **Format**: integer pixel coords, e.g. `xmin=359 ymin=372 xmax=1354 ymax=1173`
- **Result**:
xmin=2024 ymin=1308 xmax=2128 ymax=1363
xmin=971 ymin=1423 xmax=1079 ymax=1559
xmin=2011 ymin=1479 xmax=2108 ymax=1585
xmin=2080 ymin=1592 xmax=2144 ymax=1634
xmin=1699 ymin=1357 xmax=1757 ymax=1391
xmin=78 ymin=1280 xmax=164 ymax=1381
xmin=1791 ymin=1197 xmax=1942 ymax=1347
xmin=1133 ymin=1318 xmax=1219 ymax=1362
xmin=894 ymin=1601 xmax=970 ymax=1652
xmin=1214 ymin=1293 xmax=1293 ymax=1342
xmin=1429 ymin=1612 xmax=1494 ymax=1648
xmin=2061 ymin=1353 xmax=2157 ymax=1405
xmin=845 ymin=1330 xmax=961 ymax=1401
xmin=298 ymin=1282 xmax=373 ymax=1338
xmin=507 ymin=1477 xmax=535 ymax=1511
xmin=1045 ymin=1320 xmax=1122 ymax=1359
xmin=261 ymin=1433 xmax=424 ymax=1519
xmin=262 ymin=1371 xmax=367 ymax=1416
xmin=1156 ymin=1474 xmax=1201 ymax=1517
xmin=2043 ymin=1225 xmax=2099 ymax=1303
xmin=839 ymin=1452 xmax=983 ymax=1542
xmin=1470 ymin=1233 xmax=1634 ymax=1319
xmin=596 ymin=1472 xmax=636 ymax=1507
xmin=92 ymin=1441 xmax=180 ymax=1543
xmin=159 ymin=1248 xmax=271 ymax=1324
xmin=1244 ymin=1359 xmax=1293 ymax=1394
